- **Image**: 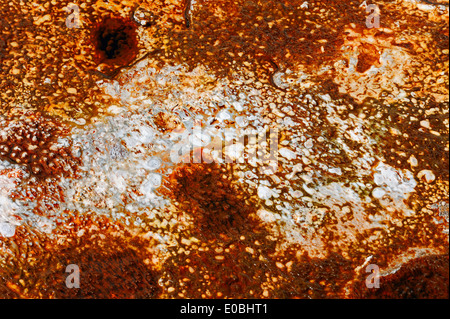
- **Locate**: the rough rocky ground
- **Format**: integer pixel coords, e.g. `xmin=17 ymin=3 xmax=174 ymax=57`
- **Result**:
xmin=0 ymin=0 xmax=448 ymax=298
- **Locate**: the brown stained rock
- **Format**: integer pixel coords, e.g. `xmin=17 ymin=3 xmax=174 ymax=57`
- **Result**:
xmin=352 ymin=254 xmax=449 ymax=299
xmin=89 ymin=15 xmax=139 ymax=77
xmin=0 ymin=0 xmax=448 ymax=300
xmin=161 ymin=163 xmax=260 ymax=239
xmin=153 ymin=110 xmax=183 ymax=133
xmin=0 ymin=214 xmax=161 ymax=299
xmin=0 ymin=0 xmax=184 ymax=120
xmin=0 ymin=111 xmax=80 ymax=178
xmin=356 ymin=43 xmax=381 ymax=73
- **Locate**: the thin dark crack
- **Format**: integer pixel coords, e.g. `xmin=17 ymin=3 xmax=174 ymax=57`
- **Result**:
xmin=184 ymin=0 xmax=192 ymax=28
xmin=421 ymin=0 xmax=449 ymax=6
xmin=266 ymin=58 xmax=288 ymax=92
xmin=89 ymin=50 xmax=159 ymax=80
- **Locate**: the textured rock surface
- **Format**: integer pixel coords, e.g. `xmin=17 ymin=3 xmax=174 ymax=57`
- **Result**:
xmin=0 ymin=0 xmax=448 ymax=298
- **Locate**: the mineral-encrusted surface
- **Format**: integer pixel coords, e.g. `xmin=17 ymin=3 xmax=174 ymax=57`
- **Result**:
xmin=0 ymin=0 xmax=448 ymax=298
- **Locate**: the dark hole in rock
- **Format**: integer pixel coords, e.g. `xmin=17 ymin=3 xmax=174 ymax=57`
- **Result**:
xmin=91 ymin=16 xmax=138 ymax=69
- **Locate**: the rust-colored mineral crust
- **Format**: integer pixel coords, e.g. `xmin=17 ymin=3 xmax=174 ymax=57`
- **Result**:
xmin=0 ymin=0 xmax=448 ymax=299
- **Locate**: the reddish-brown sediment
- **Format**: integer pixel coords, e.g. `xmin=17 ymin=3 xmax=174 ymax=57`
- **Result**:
xmin=0 ymin=0 xmax=448 ymax=299
xmin=0 ymin=214 xmax=161 ymax=299
xmin=0 ymin=111 xmax=81 ymax=178
xmin=89 ymin=15 xmax=140 ymax=77
xmin=352 ymin=254 xmax=449 ymax=299
xmin=161 ymin=163 xmax=260 ymax=238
